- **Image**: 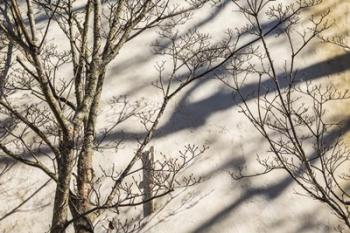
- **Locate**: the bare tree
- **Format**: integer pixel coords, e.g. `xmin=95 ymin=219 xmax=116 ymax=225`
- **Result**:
xmin=220 ymin=0 xmax=350 ymax=230
xmin=1 ymin=0 xmax=340 ymax=232
xmin=0 ymin=1 xmax=214 ymax=232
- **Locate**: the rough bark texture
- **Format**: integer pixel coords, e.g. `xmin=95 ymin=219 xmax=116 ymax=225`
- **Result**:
xmin=0 ymin=40 xmax=12 ymax=97
xmin=51 ymin=139 xmax=75 ymax=233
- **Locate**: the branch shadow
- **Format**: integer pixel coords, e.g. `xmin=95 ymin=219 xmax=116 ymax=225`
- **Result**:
xmin=189 ymin=116 xmax=350 ymax=233
xmin=99 ymin=52 xmax=350 ymax=143
xmin=1 ymin=2 xmax=350 ymax=232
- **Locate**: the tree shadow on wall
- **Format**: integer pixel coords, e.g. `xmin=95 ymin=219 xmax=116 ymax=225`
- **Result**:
xmin=100 ymin=51 xmax=350 ymax=144
xmin=188 ymin=116 xmax=350 ymax=233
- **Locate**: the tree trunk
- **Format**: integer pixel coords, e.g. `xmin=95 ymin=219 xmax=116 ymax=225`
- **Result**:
xmin=0 ymin=40 xmax=13 ymax=98
xmin=75 ymin=129 xmax=94 ymax=233
xmin=69 ymin=193 xmax=94 ymax=233
xmin=75 ymin=71 xmax=105 ymax=233
xmin=51 ymin=139 xmax=75 ymax=233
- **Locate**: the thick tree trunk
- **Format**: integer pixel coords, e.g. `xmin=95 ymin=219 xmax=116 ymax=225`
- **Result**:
xmin=51 ymin=139 xmax=75 ymax=233
xmin=77 ymin=131 xmax=94 ymax=210
xmin=75 ymin=130 xmax=94 ymax=233
xmin=69 ymin=193 xmax=94 ymax=233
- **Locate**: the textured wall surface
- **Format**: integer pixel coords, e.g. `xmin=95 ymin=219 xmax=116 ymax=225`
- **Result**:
xmin=0 ymin=1 xmax=349 ymax=233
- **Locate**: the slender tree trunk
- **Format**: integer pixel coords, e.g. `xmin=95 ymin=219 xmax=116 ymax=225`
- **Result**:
xmin=77 ymin=124 xmax=94 ymax=209
xmin=75 ymin=72 xmax=105 ymax=233
xmin=0 ymin=41 xmax=13 ymax=97
xmin=51 ymin=139 xmax=75 ymax=233
xmin=75 ymin=126 xmax=94 ymax=233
